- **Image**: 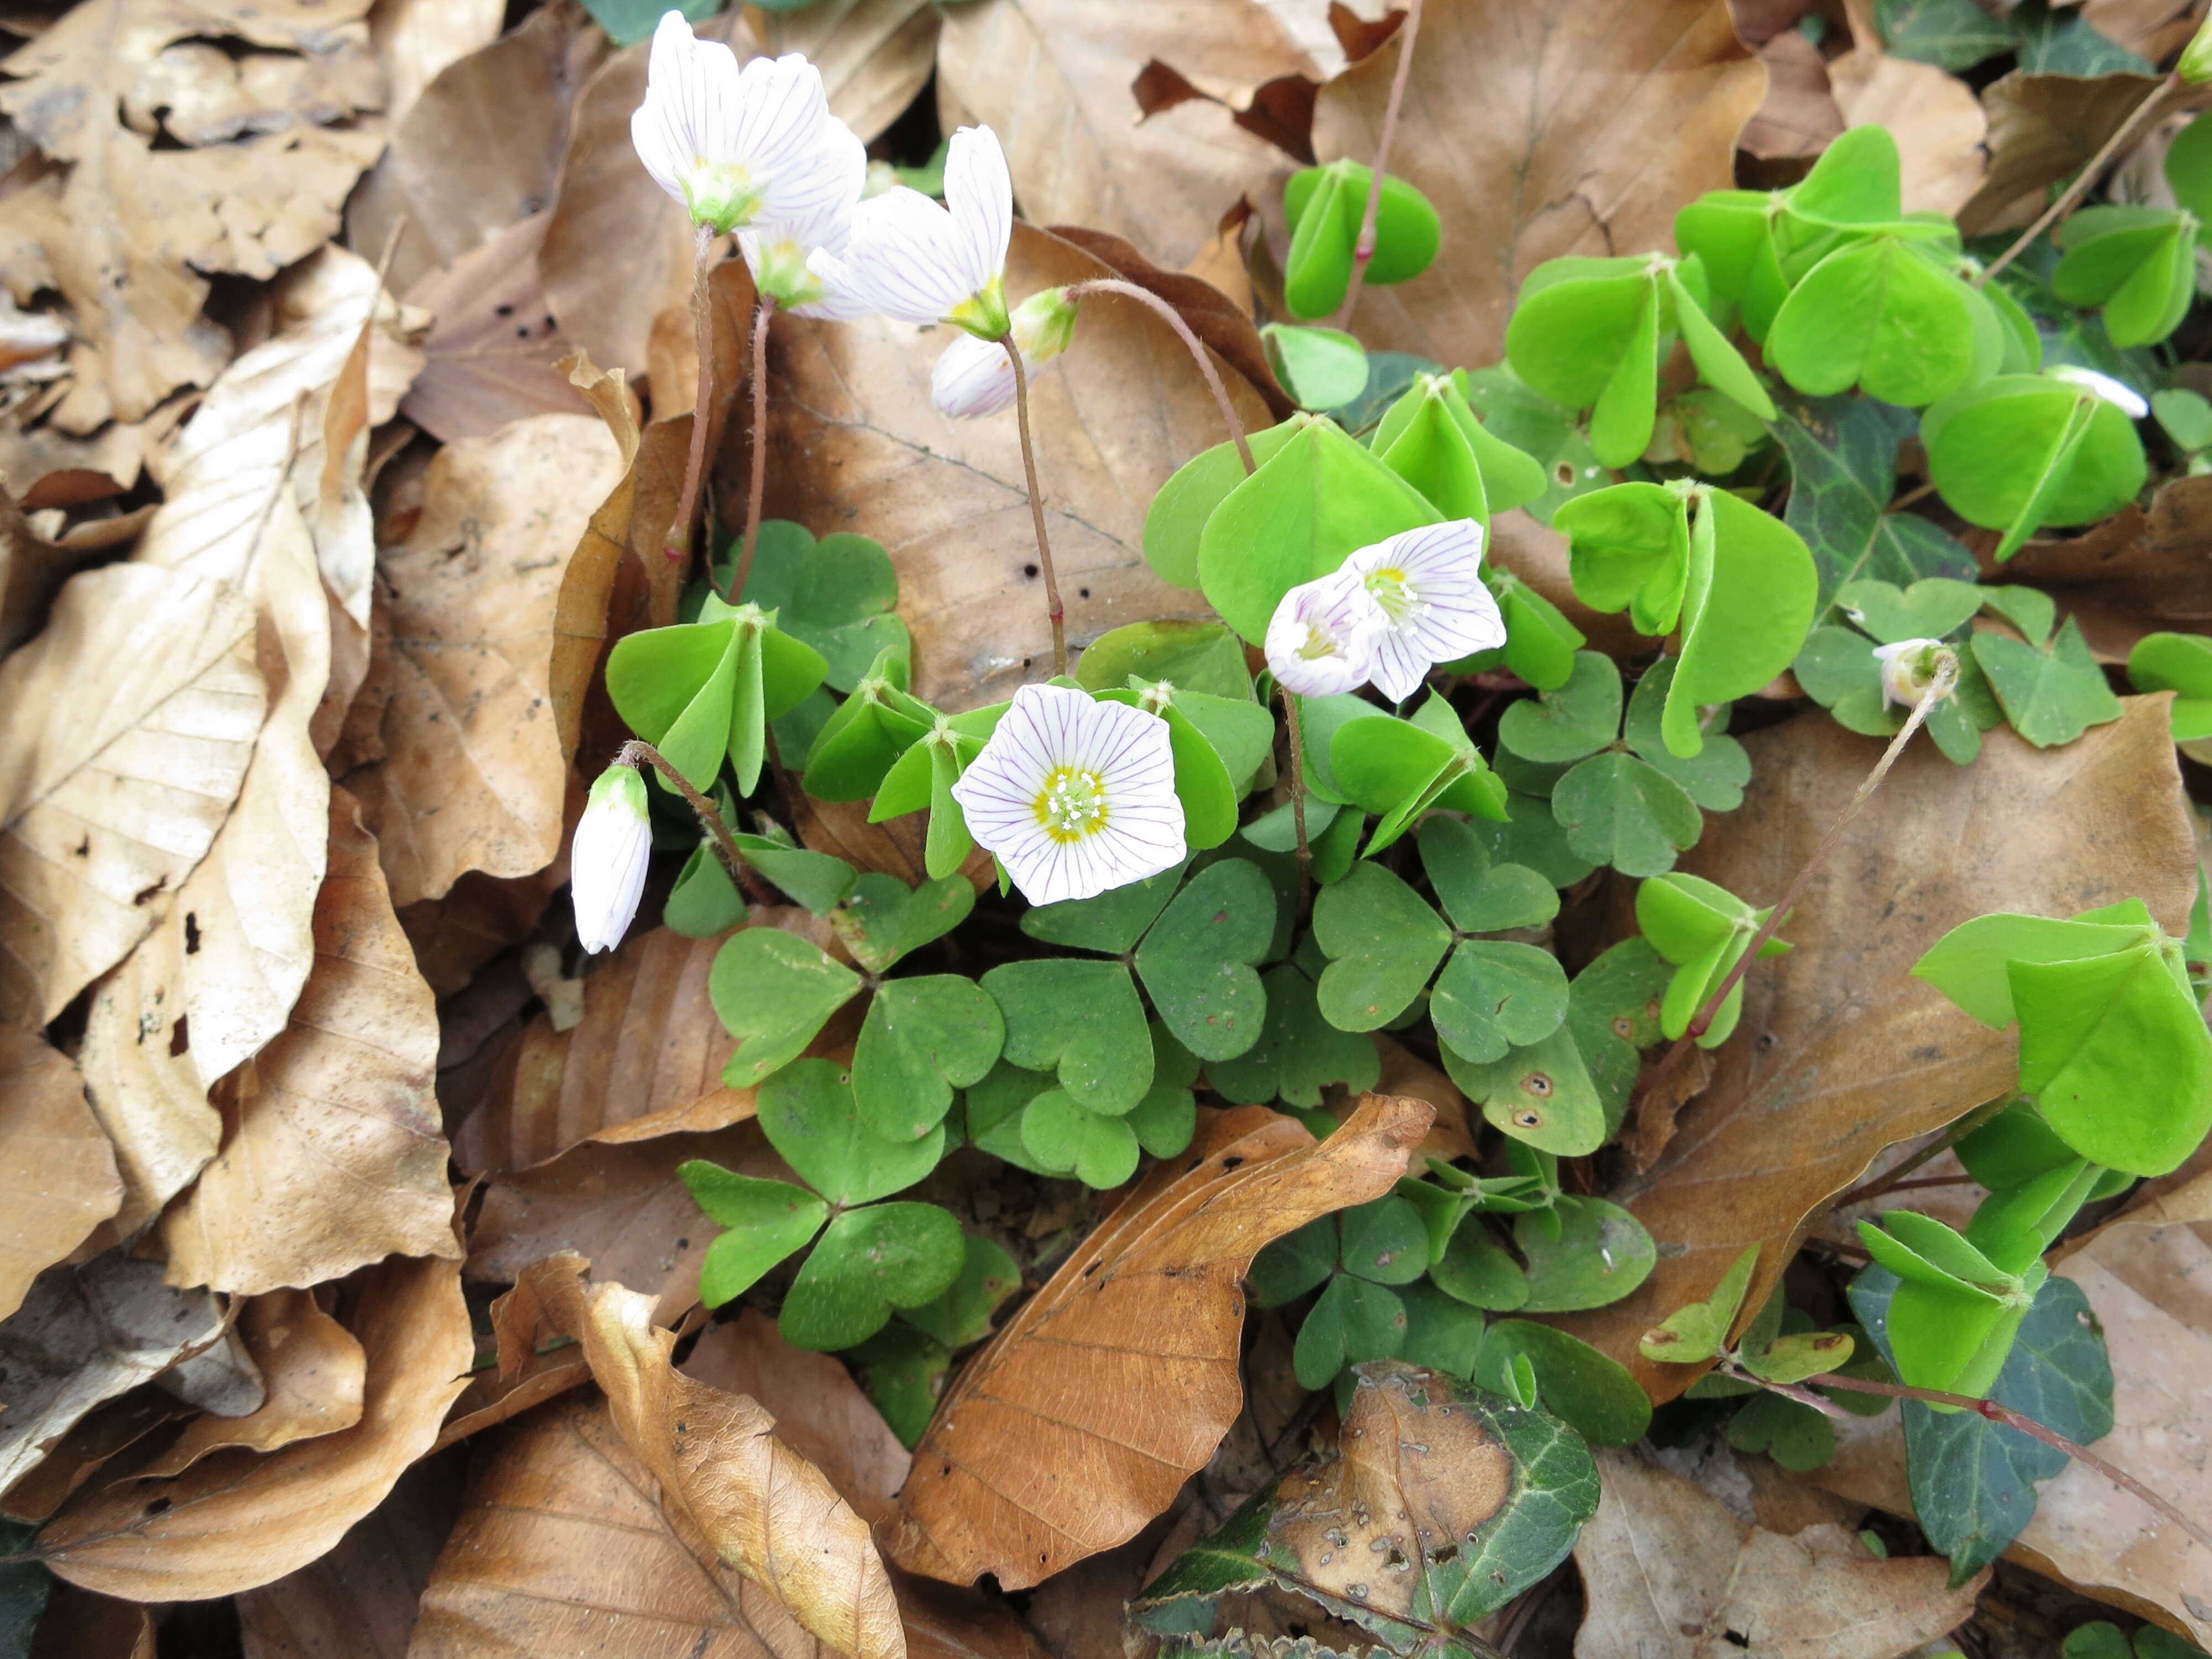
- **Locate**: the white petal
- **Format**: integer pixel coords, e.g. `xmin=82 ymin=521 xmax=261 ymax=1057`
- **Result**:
xmin=2051 ymin=364 xmax=2149 ymax=420
xmin=1340 ymin=520 xmax=1505 ymax=703
xmin=1265 ymin=573 xmax=1386 ymax=697
xmin=942 ymin=125 xmax=1013 ymax=299
xmin=824 ymin=186 xmax=980 ymax=324
xmin=571 ymin=787 xmax=651 ymax=954
xmin=932 ymin=333 xmax=1019 ymax=418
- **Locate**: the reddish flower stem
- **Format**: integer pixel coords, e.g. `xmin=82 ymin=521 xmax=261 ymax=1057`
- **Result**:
xmin=1332 ymin=0 xmax=1425 ymax=332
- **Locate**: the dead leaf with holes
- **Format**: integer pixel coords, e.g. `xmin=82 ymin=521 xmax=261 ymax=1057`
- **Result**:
xmin=0 ymin=1250 xmax=229 ymax=1496
xmin=157 ymin=789 xmax=457 ymax=1295
xmin=0 ymin=562 xmax=264 ymax=1031
xmin=0 ymin=1029 xmax=122 ymax=1323
xmin=340 ymin=410 xmax=625 ymax=907
xmin=1572 ymin=1447 xmax=1985 ymax=1659
xmin=0 ymin=0 xmax=386 ymax=430
xmin=766 ymin=222 xmax=1271 ymax=710
xmin=1556 ymin=700 xmax=2198 ymax=1399
xmin=38 ymin=1253 xmax=472 ymax=1600
xmin=889 ymin=1093 xmax=1431 ymax=1590
xmin=934 ymin=0 xmax=1315 ymax=267
xmin=1309 ymin=0 xmax=1765 ymax=367
xmin=400 ymin=211 xmax=585 ymax=444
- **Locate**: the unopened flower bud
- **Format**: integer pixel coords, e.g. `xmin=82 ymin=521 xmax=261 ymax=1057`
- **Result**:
xmin=1872 ymin=638 xmax=1953 ymax=709
xmin=572 ymin=764 xmax=652 ymax=954
xmin=1011 ymin=285 xmax=1078 ymax=362
xmin=2182 ymin=9 xmax=2212 ymax=82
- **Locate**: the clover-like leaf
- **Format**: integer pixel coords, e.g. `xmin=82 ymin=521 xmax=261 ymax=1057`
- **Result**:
xmin=899 ymin=1233 xmax=1022 ymax=1350
xmin=1075 ymin=619 xmax=1254 ymax=701
xmin=1924 ymin=373 xmax=2147 ymax=561
xmin=1141 ymin=419 xmax=1306 ymax=590
xmin=1970 ymin=617 xmax=2125 ymax=748
xmin=1417 ymin=816 xmax=1559 ymax=933
xmin=1640 ymin=1243 xmax=1760 ymax=1365
xmin=1431 ymin=1222 xmax=1530 ymax=1311
xmin=1430 ymin=940 xmax=1571 ymax=1065
xmin=2126 ymin=630 xmax=2212 ymax=745
xmin=1020 ymin=859 xmax=1186 ymax=954
xmin=1496 ymin=649 xmax=1621 ymax=764
xmin=1514 ymin=1196 xmax=1656 ymax=1312
xmin=680 ymin=1165 xmax=828 ymax=1307
xmin=779 ymin=1201 xmax=966 ymax=1352
xmin=708 ymin=928 xmax=863 ymax=1088
xmin=1767 ymin=235 xmax=1986 ymax=408
xmin=735 ymin=520 xmax=912 ymax=693
xmin=1293 ymin=1274 xmax=1408 ymax=1389
xmin=1551 ymin=750 xmax=1703 ymax=877
xmin=833 ymin=873 xmax=977 ymax=973
xmin=981 ymin=957 xmax=1154 ymax=1113
xmin=1337 ymin=1196 xmax=1430 ymax=1287
xmin=1442 ymin=1024 xmax=1609 ymax=1156
xmin=2052 ymin=205 xmax=2198 ymax=348
xmin=758 ymin=1058 xmax=945 ymax=1207
xmin=851 ymin=974 xmax=1005 ymax=1142
xmin=1133 ymin=857 xmax=1274 ymax=1061
xmin=1623 ymin=659 xmax=1751 ymax=810
xmin=1206 ymin=963 xmax=1382 ymax=1109
xmin=1019 ymin=1089 xmax=1142 ymax=1188
xmin=1312 ymin=862 xmax=1452 ymax=1031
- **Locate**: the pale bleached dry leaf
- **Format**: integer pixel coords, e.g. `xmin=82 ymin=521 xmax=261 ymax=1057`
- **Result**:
xmin=2081 ymin=0 xmax=2207 ymax=62
xmin=348 ymin=3 xmax=607 ymax=296
xmin=1310 ymin=0 xmax=1766 ymax=368
xmin=0 ymin=1028 xmax=121 ymax=1322
xmin=0 ymin=562 xmax=263 ymax=1030
xmin=39 ymin=1253 xmax=473 ymax=1600
xmin=767 ymin=222 xmax=1271 ymax=710
xmin=342 ymin=411 xmax=625 ymax=907
xmin=401 ymin=210 xmax=584 ymax=444
xmin=139 ymin=1288 xmax=367 ymax=1477
xmin=235 ymin=1451 xmax=467 ymax=1659
xmin=0 ymin=0 xmax=385 ymax=429
xmin=890 ymin=1094 xmax=1432 ymax=1589
xmin=935 ymin=0 xmax=1312 ymax=267
xmin=159 ymin=788 xmax=458 ymax=1295
xmin=367 ymin=0 xmax=507 ymax=128
xmin=1557 ymin=700 xmax=2198 ymax=1399
xmin=1572 ymin=1447 xmax=1985 ymax=1659
xmin=0 ymin=411 xmax=147 ymax=509
xmin=0 ymin=1250 xmax=225 ymax=1495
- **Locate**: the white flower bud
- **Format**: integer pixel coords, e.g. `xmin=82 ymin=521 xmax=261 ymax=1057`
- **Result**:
xmin=1265 ymin=571 xmax=1389 ymax=697
xmin=1872 ymin=638 xmax=1952 ymax=709
xmin=572 ymin=765 xmax=653 ymax=954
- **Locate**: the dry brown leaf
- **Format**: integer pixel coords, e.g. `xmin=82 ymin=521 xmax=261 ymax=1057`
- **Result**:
xmin=1309 ymin=0 xmax=1764 ymax=368
xmin=889 ymin=1093 xmax=1432 ymax=1589
xmin=0 ymin=1250 xmax=227 ymax=1495
xmin=38 ymin=1252 xmax=473 ymax=1600
xmin=1740 ymin=29 xmax=1843 ymax=163
xmin=0 ymin=1392 xmax=188 ymax=1524
xmin=0 ymin=481 xmax=107 ymax=656
xmin=465 ymin=1121 xmax=794 ymax=1316
xmin=557 ymin=1273 xmax=907 ymax=1659
xmin=341 ymin=411 xmax=625 ymax=907
xmin=1994 ymin=473 xmax=2212 ymax=662
xmin=2082 ymin=0 xmax=2208 ymax=62
xmin=739 ymin=0 xmax=942 ymax=145
xmin=399 ymin=854 xmax=573 ymax=1002
xmin=681 ymin=1310 xmax=911 ymax=1527
xmin=400 ymin=211 xmax=585 ymax=444
xmin=234 ymin=1452 xmax=467 ymax=1659
xmin=1554 ymin=700 xmax=2198 ymax=1399
xmin=0 ymin=562 xmax=263 ymax=1030
xmin=0 ymin=415 xmax=147 ymax=510
xmin=0 ymin=1029 xmax=121 ymax=1322
xmin=1960 ymin=72 xmax=2199 ymax=237
xmin=367 ymin=0 xmax=507 ymax=127
xmin=766 ymin=222 xmax=1271 ymax=709
xmin=936 ymin=0 xmax=1314 ymax=268
xmin=1830 ymin=0 xmax=1987 ymax=217
xmin=25 ymin=1583 xmax=155 ymax=1659
xmin=158 ymin=789 xmax=457 ymax=1295
xmin=138 ymin=1288 xmax=367 ymax=1477
xmin=454 ymin=925 xmax=755 ymax=1174
xmin=0 ymin=0 xmax=384 ymax=429
xmin=1572 ymin=1446 xmax=1985 ymax=1659
xmin=348 ymin=4 xmax=607 ymax=298
xmin=789 ymin=795 xmax=995 ymax=890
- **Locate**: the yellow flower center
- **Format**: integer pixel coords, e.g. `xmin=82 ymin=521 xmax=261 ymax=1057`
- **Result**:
xmin=948 ymin=274 xmax=1012 ymax=342
xmin=1032 ymin=765 xmax=1109 ymax=844
xmin=1297 ymin=624 xmax=1342 ymax=661
xmin=683 ymin=160 xmax=764 ymax=234
xmin=1363 ymin=566 xmax=1420 ymax=623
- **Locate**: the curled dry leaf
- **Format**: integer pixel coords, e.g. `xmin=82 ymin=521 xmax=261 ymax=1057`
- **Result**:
xmin=766 ymin=222 xmax=1272 ymax=709
xmin=1739 ymin=30 xmax=1844 ymax=164
xmin=936 ymin=0 xmax=1316 ymax=267
xmin=1556 ymin=699 xmax=2197 ymax=1398
xmin=1995 ymin=473 xmax=2212 ymax=662
xmin=0 ymin=1029 xmax=121 ymax=1323
xmin=0 ymin=562 xmax=263 ymax=1031
xmin=341 ymin=410 xmax=626 ymax=907
xmin=158 ymin=789 xmax=458 ymax=1295
xmin=1572 ymin=1447 xmax=1986 ymax=1659
xmin=889 ymin=1092 xmax=1432 ymax=1590
xmin=138 ymin=1288 xmax=367 ymax=1477
xmin=1959 ymin=71 xmax=2193 ymax=237
xmin=1310 ymin=0 xmax=1765 ymax=366
xmin=38 ymin=1253 xmax=473 ymax=1600
xmin=0 ymin=1250 xmax=226 ymax=1496
xmin=0 ymin=0 xmax=384 ymax=429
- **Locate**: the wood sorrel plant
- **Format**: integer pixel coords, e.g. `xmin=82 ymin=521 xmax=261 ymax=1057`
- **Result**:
xmin=581 ymin=10 xmax=2212 ymax=1632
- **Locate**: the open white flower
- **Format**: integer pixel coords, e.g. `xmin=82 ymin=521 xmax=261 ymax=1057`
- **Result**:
xmin=735 ymin=119 xmax=869 ymax=316
xmin=1872 ymin=638 xmax=1951 ymax=708
xmin=949 ymin=684 xmax=1185 ymax=906
xmin=930 ymin=288 xmax=1079 ymax=418
xmin=1336 ymin=520 xmax=1507 ymax=703
xmin=2051 ymin=364 xmax=2150 ymax=420
xmin=808 ymin=125 xmax=1014 ymax=340
xmin=1265 ymin=570 xmax=1389 ymax=697
xmin=631 ymin=13 xmax=855 ymax=238
xmin=573 ymin=765 xmax=653 ymax=954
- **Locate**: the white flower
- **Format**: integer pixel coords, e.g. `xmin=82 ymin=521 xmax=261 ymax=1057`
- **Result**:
xmin=930 ymin=288 xmax=1079 ymax=418
xmin=949 ymin=684 xmax=1185 ymax=906
xmin=1265 ymin=571 xmax=1389 ymax=696
xmin=573 ymin=765 xmax=653 ymax=953
xmin=808 ymin=125 xmax=1013 ymax=340
xmin=2051 ymin=364 xmax=2149 ymax=420
xmin=1872 ymin=638 xmax=1951 ymax=709
xmin=735 ymin=119 xmax=869 ymax=316
xmin=1337 ymin=520 xmax=1507 ymax=703
xmin=630 ymin=13 xmax=855 ymax=238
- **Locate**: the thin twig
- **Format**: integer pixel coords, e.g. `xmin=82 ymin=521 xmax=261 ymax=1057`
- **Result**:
xmin=1977 ymin=74 xmax=2177 ymax=287
xmin=1806 ymin=1371 xmax=2212 ymax=1557
xmin=1061 ymin=278 xmax=1253 ymax=473
xmin=1332 ymin=0 xmax=1425 ymax=331
xmin=617 ymin=738 xmax=761 ymax=901
xmin=667 ymin=222 xmax=720 ymax=565
xmin=1830 ymin=1094 xmax=2013 ymax=1209
xmin=1635 ymin=653 xmax=1960 ymax=1107
xmin=1280 ymin=685 xmax=1312 ymax=919
xmin=729 ymin=291 xmax=778 ymax=604
xmin=1004 ymin=333 xmax=1067 ymax=677
xmin=1888 ymin=479 xmax=1938 ymax=512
